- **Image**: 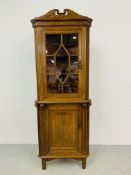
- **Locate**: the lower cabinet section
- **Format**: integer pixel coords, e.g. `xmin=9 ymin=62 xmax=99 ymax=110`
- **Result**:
xmin=37 ymin=103 xmax=90 ymax=169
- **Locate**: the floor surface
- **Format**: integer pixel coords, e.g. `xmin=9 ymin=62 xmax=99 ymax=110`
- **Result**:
xmin=0 ymin=145 xmax=131 ymax=175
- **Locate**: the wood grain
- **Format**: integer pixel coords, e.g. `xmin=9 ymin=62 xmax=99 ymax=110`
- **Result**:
xmin=31 ymin=9 xmax=92 ymax=170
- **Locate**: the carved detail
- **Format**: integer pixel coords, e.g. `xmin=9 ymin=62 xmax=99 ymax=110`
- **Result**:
xmin=39 ymin=104 xmax=45 ymax=108
xmin=35 ymin=103 xmax=38 ymax=107
xmin=31 ymin=9 xmax=92 ymax=23
xmin=82 ymin=100 xmax=91 ymax=108
xmin=82 ymin=103 xmax=87 ymax=107
xmin=88 ymin=101 xmax=92 ymax=107
xmin=35 ymin=101 xmax=45 ymax=108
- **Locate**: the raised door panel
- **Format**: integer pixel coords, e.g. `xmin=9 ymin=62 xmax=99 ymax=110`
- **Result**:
xmin=50 ymin=110 xmax=76 ymax=149
xmin=45 ymin=104 xmax=82 ymax=155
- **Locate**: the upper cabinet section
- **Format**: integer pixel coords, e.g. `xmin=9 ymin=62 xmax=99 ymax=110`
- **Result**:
xmin=31 ymin=9 xmax=93 ymax=27
xmin=31 ymin=9 xmax=92 ymax=101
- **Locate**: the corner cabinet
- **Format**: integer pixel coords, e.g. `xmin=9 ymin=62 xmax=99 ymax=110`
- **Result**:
xmin=31 ymin=9 xmax=92 ymax=170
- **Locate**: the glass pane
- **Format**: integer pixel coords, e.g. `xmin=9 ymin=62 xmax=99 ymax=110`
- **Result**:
xmin=70 ymin=56 xmax=78 ymax=74
xmin=56 ymin=46 xmax=69 ymax=81
xmin=54 ymin=79 xmax=62 ymax=93
xmin=65 ymin=45 xmax=78 ymax=56
xmin=46 ymin=34 xmax=61 ymax=45
xmin=47 ymin=75 xmax=56 ymax=93
xmin=63 ymin=74 xmax=78 ymax=93
xmin=46 ymin=56 xmax=55 ymax=75
xmin=46 ymin=45 xmax=59 ymax=55
xmin=45 ymin=33 xmax=79 ymax=94
xmin=56 ymin=56 xmax=69 ymax=81
xmin=47 ymin=75 xmax=62 ymax=93
xmin=63 ymin=34 xmax=78 ymax=56
xmin=63 ymin=33 xmax=78 ymax=45
xmin=56 ymin=47 xmax=68 ymax=56
xmin=70 ymin=74 xmax=78 ymax=93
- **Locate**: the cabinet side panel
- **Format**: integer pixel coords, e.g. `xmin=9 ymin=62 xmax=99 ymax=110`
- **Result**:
xmin=81 ymin=104 xmax=90 ymax=155
xmin=86 ymin=27 xmax=90 ymax=99
xmin=37 ymin=106 xmax=47 ymax=156
xmin=81 ymin=27 xmax=90 ymax=100
xmin=34 ymin=28 xmax=45 ymax=100
xmin=87 ymin=107 xmax=89 ymax=154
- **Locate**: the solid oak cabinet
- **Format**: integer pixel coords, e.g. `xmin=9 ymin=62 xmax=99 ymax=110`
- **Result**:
xmin=31 ymin=9 xmax=92 ymax=170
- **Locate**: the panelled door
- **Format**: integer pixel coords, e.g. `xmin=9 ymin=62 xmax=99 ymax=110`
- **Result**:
xmin=45 ymin=104 xmax=82 ymax=155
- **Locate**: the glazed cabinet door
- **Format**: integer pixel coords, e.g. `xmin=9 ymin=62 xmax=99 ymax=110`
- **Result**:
xmin=35 ymin=27 xmax=88 ymax=100
xmin=44 ymin=104 xmax=82 ymax=155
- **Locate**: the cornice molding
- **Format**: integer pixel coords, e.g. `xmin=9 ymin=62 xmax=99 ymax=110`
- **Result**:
xmin=31 ymin=9 xmax=92 ymax=24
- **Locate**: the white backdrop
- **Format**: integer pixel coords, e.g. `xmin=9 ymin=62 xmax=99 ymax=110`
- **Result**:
xmin=0 ymin=0 xmax=131 ymax=145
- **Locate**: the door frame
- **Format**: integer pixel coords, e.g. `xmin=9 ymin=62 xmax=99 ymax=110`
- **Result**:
xmin=36 ymin=26 xmax=87 ymax=100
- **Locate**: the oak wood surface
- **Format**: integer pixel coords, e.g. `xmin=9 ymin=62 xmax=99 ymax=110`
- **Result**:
xmin=31 ymin=9 xmax=92 ymax=170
